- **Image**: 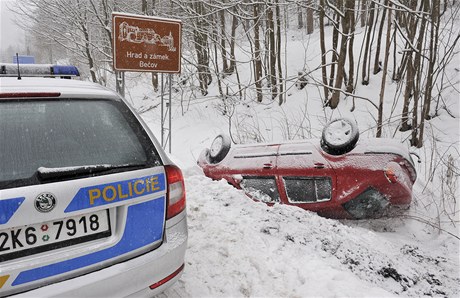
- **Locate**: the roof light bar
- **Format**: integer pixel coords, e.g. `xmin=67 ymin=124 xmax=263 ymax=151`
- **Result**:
xmin=0 ymin=64 xmax=80 ymax=77
xmin=52 ymin=65 xmax=80 ymax=76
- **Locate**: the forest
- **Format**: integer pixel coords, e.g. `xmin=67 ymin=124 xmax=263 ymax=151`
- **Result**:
xmin=10 ymin=1 xmax=459 ymax=149
xmin=8 ymin=1 xmax=459 ymax=224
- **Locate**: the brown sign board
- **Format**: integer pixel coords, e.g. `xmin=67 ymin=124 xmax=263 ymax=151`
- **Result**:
xmin=113 ymin=13 xmax=181 ymax=73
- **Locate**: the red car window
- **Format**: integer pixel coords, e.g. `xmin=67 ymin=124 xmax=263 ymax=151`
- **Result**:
xmin=241 ymin=176 xmax=280 ymax=203
xmin=283 ymin=177 xmax=332 ymax=203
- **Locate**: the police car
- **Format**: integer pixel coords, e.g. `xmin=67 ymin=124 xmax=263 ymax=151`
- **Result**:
xmin=0 ymin=64 xmax=187 ymax=297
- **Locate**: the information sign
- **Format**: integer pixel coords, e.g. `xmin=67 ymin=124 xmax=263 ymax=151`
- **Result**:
xmin=113 ymin=13 xmax=181 ymax=73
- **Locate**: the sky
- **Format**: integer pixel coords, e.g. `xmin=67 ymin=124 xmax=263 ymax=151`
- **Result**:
xmin=0 ymin=0 xmax=24 ymax=53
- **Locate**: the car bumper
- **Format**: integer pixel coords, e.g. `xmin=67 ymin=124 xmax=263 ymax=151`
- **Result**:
xmin=13 ymin=212 xmax=188 ymax=298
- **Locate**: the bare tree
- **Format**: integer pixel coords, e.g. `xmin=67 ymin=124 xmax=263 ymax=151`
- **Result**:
xmin=319 ymin=0 xmax=329 ymax=101
xmin=345 ymin=0 xmax=355 ymax=93
xmin=275 ymin=0 xmax=284 ymax=104
xmin=330 ymin=0 xmax=348 ymax=109
xmin=376 ymin=0 xmax=392 ymax=137
xmin=190 ymin=0 xmax=212 ymax=96
xmin=306 ymin=0 xmax=314 ymax=34
xmin=253 ymin=3 xmax=263 ymax=102
xmin=373 ymin=0 xmax=388 ymax=75
xmin=267 ymin=0 xmax=278 ymax=100
xmin=361 ymin=0 xmax=376 ymax=85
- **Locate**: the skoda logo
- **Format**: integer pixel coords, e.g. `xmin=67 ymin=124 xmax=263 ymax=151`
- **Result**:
xmin=35 ymin=193 xmax=57 ymax=213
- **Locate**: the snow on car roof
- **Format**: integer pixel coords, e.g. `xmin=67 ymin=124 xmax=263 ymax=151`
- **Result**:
xmin=0 ymin=77 xmax=120 ymax=100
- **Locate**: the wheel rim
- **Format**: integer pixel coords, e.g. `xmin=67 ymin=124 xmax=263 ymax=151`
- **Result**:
xmin=210 ymin=136 xmax=223 ymax=158
xmin=324 ymin=119 xmax=353 ymax=146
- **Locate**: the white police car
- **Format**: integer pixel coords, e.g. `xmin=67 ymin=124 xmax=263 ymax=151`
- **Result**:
xmin=0 ymin=64 xmax=187 ymax=297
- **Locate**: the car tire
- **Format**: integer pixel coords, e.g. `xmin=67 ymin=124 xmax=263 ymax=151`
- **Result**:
xmin=321 ymin=118 xmax=359 ymax=155
xmin=209 ymin=134 xmax=232 ymax=163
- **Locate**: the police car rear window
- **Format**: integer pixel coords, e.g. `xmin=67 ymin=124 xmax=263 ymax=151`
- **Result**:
xmin=0 ymin=99 xmax=161 ymax=188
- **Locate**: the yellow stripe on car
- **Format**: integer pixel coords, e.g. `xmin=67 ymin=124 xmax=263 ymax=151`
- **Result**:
xmin=0 ymin=275 xmax=10 ymax=289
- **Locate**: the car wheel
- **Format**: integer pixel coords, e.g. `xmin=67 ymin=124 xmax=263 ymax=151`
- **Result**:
xmin=321 ymin=118 xmax=359 ymax=155
xmin=209 ymin=134 xmax=232 ymax=163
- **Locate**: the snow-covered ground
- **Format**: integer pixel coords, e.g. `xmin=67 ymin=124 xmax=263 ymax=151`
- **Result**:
xmin=152 ymin=117 xmax=460 ymax=297
xmin=100 ymin=18 xmax=460 ymax=297
xmin=166 ymin=176 xmax=458 ymax=297
xmin=120 ymin=29 xmax=460 ymax=295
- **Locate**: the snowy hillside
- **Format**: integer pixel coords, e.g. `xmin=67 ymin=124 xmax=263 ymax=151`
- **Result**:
xmin=103 ymin=16 xmax=460 ymax=295
xmin=164 ymin=175 xmax=459 ymax=297
xmin=2 ymin=0 xmax=459 ymax=296
xmin=119 ymin=33 xmax=460 ymax=295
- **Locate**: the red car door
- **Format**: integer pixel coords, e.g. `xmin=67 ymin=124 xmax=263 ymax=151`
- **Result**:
xmin=226 ymin=143 xmax=282 ymax=203
xmin=275 ymin=141 xmax=341 ymax=216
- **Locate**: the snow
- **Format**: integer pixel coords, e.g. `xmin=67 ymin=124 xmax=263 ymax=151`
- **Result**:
xmin=162 ymin=176 xmax=458 ymax=297
xmin=5 ymin=9 xmax=459 ymax=297
xmin=124 ymin=23 xmax=460 ymax=298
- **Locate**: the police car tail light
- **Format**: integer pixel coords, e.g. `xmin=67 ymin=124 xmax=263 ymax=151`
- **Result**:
xmin=165 ymin=165 xmax=186 ymax=219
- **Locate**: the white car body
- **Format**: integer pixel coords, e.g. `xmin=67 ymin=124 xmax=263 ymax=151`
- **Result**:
xmin=0 ymin=76 xmax=187 ymax=297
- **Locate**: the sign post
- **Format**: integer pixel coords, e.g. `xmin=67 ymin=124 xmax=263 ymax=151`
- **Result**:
xmin=113 ymin=13 xmax=181 ymax=153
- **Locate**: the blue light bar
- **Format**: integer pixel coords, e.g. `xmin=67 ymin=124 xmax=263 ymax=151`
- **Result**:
xmin=52 ymin=65 xmax=80 ymax=76
xmin=0 ymin=64 xmax=80 ymax=77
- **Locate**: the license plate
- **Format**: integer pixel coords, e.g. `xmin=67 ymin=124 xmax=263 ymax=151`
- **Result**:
xmin=0 ymin=210 xmax=111 ymax=262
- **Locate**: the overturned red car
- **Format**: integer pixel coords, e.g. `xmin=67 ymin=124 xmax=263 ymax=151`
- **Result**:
xmin=198 ymin=118 xmax=417 ymax=219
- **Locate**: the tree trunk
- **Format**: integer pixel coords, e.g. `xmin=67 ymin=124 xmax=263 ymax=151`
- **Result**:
xmin=213 ymin=20 xmax=224 ymax=99
xmin=330 ymin=0 xmax=348 ymax=109
xmin=373 ymin=1 xmax=388 ymax=75
xmin=142 ymin=0 xmax=158 ymax=91
xmin=219 ymin=8 xmax=229 ymax=75
xmin=267 ymin=0 xmax=277 ymax=99
xmin=417 ymin=0 xmax=440 ymax=147
xmin=192 ymin=1 xmax=211 ymax=96
xmin=275 ymin=0 xmax=284 ymax=104
xmin=360 ymin=0 xmax=367 ymax=27
xmin=410 ymin=1 xmax=428 ymax=146
xmin=306 ymin=0 xmax=314 ymax=34
xmin=328 ymin=0 xmax=342 ymax=91
xmin=361 ymin=0 xmax=375 ymax=85
xmin=376 ymin=1 xmax=392 ymax=137
xmin=228 ymin=6 xmax=238 ymax=75
xmin=400 ymin=56 xmax=414 ymax=132
xmin=253 ymin=4 xmax=263 ymax=102
xmin=297 ymin=4 xmax=304 ymax=29
xmin=395 ymin=1 xmax=418 ymax=85
xmin=346 ymin=0 xmax=355 ymax=93
xmin=319 ymin=0 xmax=329 ymax=101
xmin=80 ymin=14 xmax=97 ymax=83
